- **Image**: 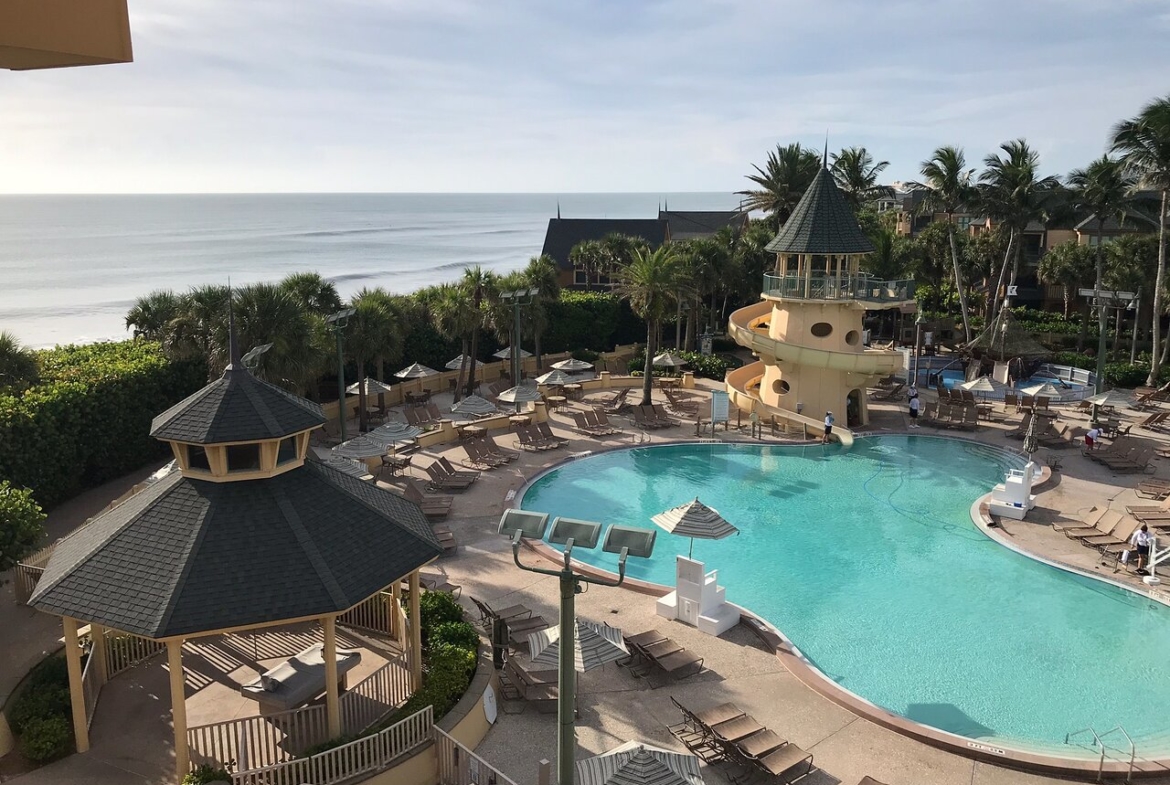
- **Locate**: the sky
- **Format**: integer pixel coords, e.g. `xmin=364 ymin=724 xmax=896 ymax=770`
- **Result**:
xmin=3 ymin=0 xmax=1170 ymax=194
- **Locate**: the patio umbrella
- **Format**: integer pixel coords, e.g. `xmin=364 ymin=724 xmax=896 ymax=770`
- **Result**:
xmin=576 ymin=740 xmax=703 ymax=785
xmin=445 ymin=355 xmax=484 ymax=371
xmin=450 ymin=394 xmax=498 ymax=417
xmin=652 ymin=352 xmax=688 ymax=368
xmin=314 ymin=454 xmax=372 ymax=479
xmin=1020 ymin=381 xmax=1065 ymax=398
xmin=331 ymin=433 xmax=390 ymax=460
xmin=552 ymin=358 xmax=594 ymax=373
xmin=960 ymin=377 xmax=1005 ymax=397
xmin=528 ymin=620 xmax=628 ymax=672
xmin=1086 ymin=389 xmax=1133 ymax=408
xmin=493 ymin=346 xmax=533 ymax=360
xmin=652 ymin=498 xmax=738 ymax=558
xmin=535 ymin=369 xmax=575 ymax=386
xmin=394 ymin=362 xmax=438 ymax=379
xmin=345 ymin=377 xmax=395 ymax=395
xmin=497 ymin=384 xmax=543 ymax=404
xmin=367 ymin=421 xmax=422 ymax=447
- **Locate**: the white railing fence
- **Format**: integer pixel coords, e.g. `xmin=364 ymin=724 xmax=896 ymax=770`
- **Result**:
xmin=102 ymin=629 xmax=165 ymax=677
xmin=435 ymin=726 xmax=520 ymax=785
xmin=231 ymin=705 xmax=434 ymax=785
xmin=80 ymin=647 xmax=102 ymax=726
xmin=339 ymin=654 xmax=412 ymax=735
xmin=188 ymin=704 xmax=330 ymax=772
xmin=339 ymin=591 xmax=394 ymax=636
xmin=12 ymin=542 xmax=56 ymax=605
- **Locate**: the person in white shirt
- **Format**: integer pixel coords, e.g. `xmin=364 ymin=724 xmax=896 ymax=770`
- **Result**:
xmin=822 ymin=411 xmax=834 ymax=444
xmin=908 ymin=395 xmax=921 ymax=428
xmin=1131 ymin=524 xmax=1154 ymax=574
xmin=1085 ymin=427 xmax=1101 ymax=450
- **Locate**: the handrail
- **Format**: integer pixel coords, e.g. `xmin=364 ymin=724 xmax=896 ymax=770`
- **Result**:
xmin=1099 ymin=726 xmax=1136 ymax=783
xmin=762 ymin=273 xmax=915 ymax=304
xmin=725 ymin=363 xmax=855 ymax=446
xmin=1065 ymin=726 xmax=1106 ymax=782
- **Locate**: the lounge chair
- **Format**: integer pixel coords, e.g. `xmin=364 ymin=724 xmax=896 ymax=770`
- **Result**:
xmin=1100 ymin=447 xmax=1153 ymax=473
xmin=1005 ymin=414 xmax=1034 ymax=439
xmin=652 ymin=404 xmax=680 ymax=427
xmin=592 ymin=411 xmax=623 ymax=433
xmin=633 ymin=636 xmax=704 ymax=680
xmin=438 ymin=455 xmax=480 ymax=481
xmin=535 ymin=421 xmax=569 ymax=446
xmin=1134 ymin=478 xmax=1170 ymax=500
xmin=1138 ymin=411 xmax=1170 ymax=430
xmin=484 ymin=433 xmax=520 ymax=462
xmin=424 ymin=462 xmax=474 ymax=491
xmin=573 ymin=411 xmax=608 ymax=436
xmin=402 ymin=478 xmax=453 ymax=519
xmin=664 ymin=388 xmax=699 ymax=415
xmin=463 ymin=439 xmax=506 ymax=469
xmin=1055 ymin=506 xmax=1108 ymax=537
xmin=418 ymin=571 xmax=461 ymax=597
xmin=500 ymin=659 xmax=559 ymax=712
xmin=1004 ymin=392 xmax=1019 ymax=410
xmin=469 ymin=596 xmax=543 ymax=630
xmin=593 ymin=387 xmax=630 ymax=413
xmin=515 ymin=425 xmax=556 ymax=451
xmin=432 ymin=524 xmax=458 ymax=556
xmin=737 ymin=743 xmax=815 ymax=785
xmin=633 ymin=406 xmax=664 ymax=430
xmin=874 ymin=382 xmax=905 ymax=401
xmin=1066 ymin=509 xmax=1123 ymax=541
xmin=1083 ymin=517 xmax=1140 ymax=550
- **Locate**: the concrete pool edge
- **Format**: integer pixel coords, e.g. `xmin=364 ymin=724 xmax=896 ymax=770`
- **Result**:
xmin=509 ymin=436 xmax=1170 ymax=780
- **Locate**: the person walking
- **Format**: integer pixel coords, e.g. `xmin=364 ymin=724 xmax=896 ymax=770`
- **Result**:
xmin=908 ymin=394 xmax=921 ymax=428
xmin=1132 ymin=524 xmax=1155 ymax=575
xmin=822 ymin=411 xmax=834 ymax=444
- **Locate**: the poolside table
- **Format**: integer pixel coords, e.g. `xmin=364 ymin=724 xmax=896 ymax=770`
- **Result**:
xmin=509 ymin=414 xmax=531 ymax=427
xmin=564 ymin=383 xmax=583 ymax=401
xmin=547 ymin=396 xmax=567 ymax=412
xmin=460 ymin=424 xmax=486 ymax=440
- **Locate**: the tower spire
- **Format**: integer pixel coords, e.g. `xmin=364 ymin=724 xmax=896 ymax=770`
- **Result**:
xmin=556 ymin=200 xmax=561 ymax=220
xmin=823 ymin=133 xmax=829 ymax=169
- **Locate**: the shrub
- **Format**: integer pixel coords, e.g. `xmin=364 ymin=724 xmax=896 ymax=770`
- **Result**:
xmin=19 ymin=716 xmax=72 ymax=763
xmin=0 ymin=480 xmax=47 ymax=572
xmin=543 ymin=292 xmax=622 ymax=353
xmin=181 ymin=764 xmax=232 ymax=785
xmin=1051 ymin=352 xmax=1095 ymax=372
xmin=570 ymin=349 xmax=600 ymax=363
xmin=417 ymin=591 xmax=465 ymax=638
xmin=626 ymin=350 xmax=742 ymax=381
xmin=1104 ymin=362 xmax=1152 ymax=389
xmin=430 ymin=620 xmax=479 ymax=651
xmin=9 ymin=655 xmax=72 ymax=735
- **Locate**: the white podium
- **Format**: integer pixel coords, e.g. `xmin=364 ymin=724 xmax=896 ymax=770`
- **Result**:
xmin=988 ymin=460 xmax=1038 ymax=520
xmin=656 ymin=556 xmax=740 ymax=636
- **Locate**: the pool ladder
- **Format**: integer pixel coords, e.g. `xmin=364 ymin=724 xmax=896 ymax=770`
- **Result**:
xmin=1065 ymin=725 xmax=1135 ymax=782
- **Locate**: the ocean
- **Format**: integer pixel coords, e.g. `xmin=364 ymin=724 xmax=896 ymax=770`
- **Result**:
xmin=0 ymin=192 xmax=739 ymax=349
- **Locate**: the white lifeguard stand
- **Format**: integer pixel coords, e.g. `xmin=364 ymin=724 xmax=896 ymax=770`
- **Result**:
xmin=656 ymin=555 xmax=740 ymax=636
xmin=988 ymin=460 xmax=1038 ymax=520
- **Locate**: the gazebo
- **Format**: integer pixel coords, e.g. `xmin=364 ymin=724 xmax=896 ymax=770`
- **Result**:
xmin=28 ymin=332 xmax=443 ymax=782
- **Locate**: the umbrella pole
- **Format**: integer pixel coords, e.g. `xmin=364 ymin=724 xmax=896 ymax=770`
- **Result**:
xmin=688 ymin=538 xmax=694 ymax=559
xmin=557 ymin=564 xmax=578 ymax=785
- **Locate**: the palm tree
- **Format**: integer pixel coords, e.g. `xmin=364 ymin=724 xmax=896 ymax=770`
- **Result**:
xmin=907 ymin=147 xmax=977 ymax=341
xmin=233 ymin=283 xmax=326 ymax=394
xmin=430 ymin=283 xmax=477 ymax=400
xmin=1037 ymin=241 xmax=1094 ymax=318
xmin=569 ymin=239 xmax=607 ymax=290
xmin=737 ymin=143 xmax=821 ymax=228
xmin=125 ymin=290 xmax=182 ymax=342
xmin=521 ymin=255 xmax=560 ymax=368
xmin=978 ymin=139 xmax=1063 ymax=323
xmin=830 ymin=147 xmax=894 ymax=211
xmin=280 ymin=272 xmax=342 ymax=316
xmin=461 ymin=267 xmax=495 ymax=396
xmin=0 ymin=331 xmax=38 ymax=391
xmin=346 ymin=293 xmax=400 ymax=432
xmin=614 ymin=246 xmax=687 ymax=406
xmin=170 ymin=284 xmax=231 ymax=375
xmin=1112 ymin=94 xmax=1170 ymax=385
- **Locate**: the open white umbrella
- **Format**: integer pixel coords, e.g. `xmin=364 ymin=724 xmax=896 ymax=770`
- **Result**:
xmin=960 ymin=376 xmax=1005 ymax=397
xmin=577 ymin=740 xmax=704 ymax=785
xmin=535 ymin=369 xmax=575 ymax=386
xmin=450 ymin=394 xmax=498 ymax=418
xmin=497 ymin=384 xmax=543 ymax=404
xmin=445 ymin=355 xmax=484 ymax=371
xmin=394 ymin=363 xmax=438 ymax=379
xmin=528 ymin=620 xmax=627 ymax=672
xmin=653 ymin=352 xmax=688 ymax=368
xmin=493 ymin=346 xmax=533 ymax=360
xmin=552 ymin=358 xmax=594 ymax=373
xmin=367 ymin=422 xmax=421 ymax=446
xmin=331 ymin=434 xmax=390 ymax=460
xmin=1086 ymin=389 xmax=1133 ymax=408
xmin=345 ymin=376 xmax=395 ymax=395
xmin=652 ymin=498 xmax=738 ymax=558
xmin=314 ymin=454 xmax=372 ymax=479
xmin=1020 ymin=381 xmax=1065 ymax=398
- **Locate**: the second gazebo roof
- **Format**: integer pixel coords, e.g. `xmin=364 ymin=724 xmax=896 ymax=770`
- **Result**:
xmin=765 ymin=166 xmax=875 ymax=256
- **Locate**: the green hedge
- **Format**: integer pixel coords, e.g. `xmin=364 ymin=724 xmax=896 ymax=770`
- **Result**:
xmin=628 ymin=350 xmax=742 ymax=380
xmin=0 ymin=480 xmax=47 ymax=572
xmin=0 ymin=341 xmax=205 ymax=507
xmin=542 ymin=292 xmax=623 ymax=353
xmin=181 ymin=764 xmax=232 ymax=785
xmin=9 ymin=654 xmax=77 ymax=763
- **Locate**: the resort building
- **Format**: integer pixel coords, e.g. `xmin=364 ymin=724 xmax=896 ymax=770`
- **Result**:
xmin=727 ymin=165 xmax=914 ymax=442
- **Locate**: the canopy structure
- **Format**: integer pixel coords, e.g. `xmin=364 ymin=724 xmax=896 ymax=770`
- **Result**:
xmin=653 ymin=352 xmax=688 ymax=368
xmin=576 ymin=741 xmax=704 ymax=785
xmin=1020 ymin=381 xmax=1065 ymax=398
xmin=652 ymin=498 xmax=738 ymax=558
xmin=535 ymin=369 xmax=575 ymax=386
xmin=346 ymin=377 xmax=395 ymax=395
xmin=493 ymin=346 xmax=532 ymax=360
xmin=450 ymin=394 xmax=499 ymax=418
xmin=1086 ymin=389 xmax=1132 ymax=408
xmin=446 ymin=355 xmax=485 ymax=371
xmin=960 ymin=377 xmax=1006 ymax=397
xmin=497 ymin=384 xmax=543 ymax=404
xmin=528 ymin=620 xmax=628 ymax=672
xmin=552 ymin=358 xmax=594 ymax=373
xmin=395 ymin=363 xmax=439 ymax=379
xmin=966 ymin=308 xmax=1050 ymax=361
xmin=333 ymin=422 xmax=422 ymax=458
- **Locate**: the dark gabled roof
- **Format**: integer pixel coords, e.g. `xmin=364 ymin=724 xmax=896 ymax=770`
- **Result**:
xmin=151 ymin=365 xmax=325 ymax=444
xmin=540 ymin=218 xmax=668 ymax=271
xmin=659 ymin=210 xmax=748 ymax=241
xmin=1074 ymin=210 xmax=1159 ymax=233
xmin=29 ymin=460 xmax=442 ymax=638
xmin=766 ymin=167 xmax=874 ymax=255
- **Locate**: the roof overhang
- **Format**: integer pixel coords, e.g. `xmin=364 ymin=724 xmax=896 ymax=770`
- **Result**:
xmin=1 ymin=0 xmax=132 ymax=71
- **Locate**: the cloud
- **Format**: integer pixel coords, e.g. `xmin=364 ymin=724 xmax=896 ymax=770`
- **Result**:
xmin=1 ymin=0 xmax=1168 ymax=192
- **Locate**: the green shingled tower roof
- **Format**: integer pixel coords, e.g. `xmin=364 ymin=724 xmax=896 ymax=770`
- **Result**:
xmin=765 ymin=166 xmax=875 ymax=256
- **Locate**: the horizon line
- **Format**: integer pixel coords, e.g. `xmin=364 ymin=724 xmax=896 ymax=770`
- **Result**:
xmin=0 ymin=190 xmax=744 ymax=197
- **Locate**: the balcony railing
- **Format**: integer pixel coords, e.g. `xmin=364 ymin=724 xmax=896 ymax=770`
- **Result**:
xmin=763 ymin=273 xmax=915 ymax=303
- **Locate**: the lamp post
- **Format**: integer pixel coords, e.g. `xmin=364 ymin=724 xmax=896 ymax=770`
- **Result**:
xmin=326 ymin=307 xmax=356 ymax=443
xmin=913 ymin=313 xmax=926 ymax=389
xmin=499 ymin=287 xmax=538 ymax=410
xmin=498 ymin=510 xmax=656 ymax=785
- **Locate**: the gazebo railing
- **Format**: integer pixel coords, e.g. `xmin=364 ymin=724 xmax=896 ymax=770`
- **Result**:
xmin=102 ymin=629 xmax=165 ymax=677
xmin=81 ymin=646 xmax=102 ymax=727
xmin=338 ymin=591 xmax=393 ymax=636
xmin=339 ymin=655 xmax=412 ymax=735
xmin=12 ymin=542 xmax=57 ymax=605
xmin=231 ymin=705 xmax=433 ymax=785
xmin=436 ymin=726 xmax=520 ymax=785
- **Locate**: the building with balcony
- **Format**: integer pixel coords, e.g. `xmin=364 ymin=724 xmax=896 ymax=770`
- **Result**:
xmin=727 ymin=165 xmax=915 ymax=442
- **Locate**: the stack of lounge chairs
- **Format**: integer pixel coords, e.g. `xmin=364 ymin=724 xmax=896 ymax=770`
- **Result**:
xmin=633 ymin=405 xmax=677 ymax=430
xmin=402 ymin=478 xmax=452 ymax=519
xmin=1085 ymin=438 xmax=1154 ymax=472
xmin=668 ymin=698 xmax=815 ymax=784
xmin=514 ymin=424 xmax=562 ymax=451
xmin=469 ymin=596 xmax=550 ymax=645
xmin=500 ymin=659 xmax=561 ymax=713
xmin=1134 ymin=381 xmax=1170 ymax=410
xmin=1135 ymin=477 xmax=1170 ymax=499
xmin=424 ymin=459 xmax=478 ymax=491
xmin=1057 ymin=506 xmax=1153 ymax=560
xmin=462 ymin=437 xmax=516 ymax=469
xmin=664 ymin=388 xmax=699 ymax=416
xmin=572 ymin=410 xmax=621 ymax=437
xmin=404 ymin=404 xmax=441 ymax=430
xmin=591 ymin=388 xmax=630 ymax=413
xmin=923 ymin=402 xmax=977 ymax=430
xmin=621 ymin=629 xmax=704 ymax=681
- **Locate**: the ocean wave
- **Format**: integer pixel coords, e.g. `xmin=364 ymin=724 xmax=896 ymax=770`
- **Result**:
xmin=294 ymin=226 xmax=399 ymax=238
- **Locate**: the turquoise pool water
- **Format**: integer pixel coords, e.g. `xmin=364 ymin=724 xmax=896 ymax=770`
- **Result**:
xmin=519 ymin=436 xmax=1170 ymax=754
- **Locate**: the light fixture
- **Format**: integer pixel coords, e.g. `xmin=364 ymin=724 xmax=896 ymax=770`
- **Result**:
xmin=548 ymin=517 xmax=602 ymax=552
xmin=497 ymin=509 xmax=550 ymax=541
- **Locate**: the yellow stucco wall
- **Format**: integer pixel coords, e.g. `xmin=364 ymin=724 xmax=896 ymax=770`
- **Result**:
xmin=0 ymin=714 xmax=14 ymax=758
xmin=364 ymin=746 xmax=437 ymax=785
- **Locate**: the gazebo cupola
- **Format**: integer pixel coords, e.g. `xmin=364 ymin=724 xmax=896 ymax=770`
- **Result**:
xmin=150 ymin=331 xmax=326 ymax=481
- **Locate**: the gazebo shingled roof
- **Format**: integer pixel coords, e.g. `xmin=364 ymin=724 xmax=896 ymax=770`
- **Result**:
xmin=29 ymin=461 xmax=443 ymax=638
xmin=765 ymin=166 xmax=875 ymax=256
xmin=150 ymin=365 xmax=326 ymax=444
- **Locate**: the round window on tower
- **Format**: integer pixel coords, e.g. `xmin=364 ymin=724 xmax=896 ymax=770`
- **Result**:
xmin=845 ymin=330 xmax=860 ymax=346
xmin=810 ymin=322 xmax=833 ymax=338
xmin=772 ymin=380 xmax=791 ymax=395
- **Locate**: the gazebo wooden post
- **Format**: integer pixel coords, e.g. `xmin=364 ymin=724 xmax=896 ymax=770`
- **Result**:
xmin=166 ymin=638 xmax=188 ymax=779
xmin=408 ymin=570 xmax=423 ymax=690
xmin=61 ymin=617 xmax=90 ymax=753
xmin=323 ymin=615 xmax=342 ymax=738
xmin=90 ymin=623 xmax=108 ymax=686
xmin=390 ymin=582 xmax=402 ymax=639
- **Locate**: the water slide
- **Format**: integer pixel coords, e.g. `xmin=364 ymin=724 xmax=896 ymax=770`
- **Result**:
xmin=724 ymin=363 xmax=855 ymax=446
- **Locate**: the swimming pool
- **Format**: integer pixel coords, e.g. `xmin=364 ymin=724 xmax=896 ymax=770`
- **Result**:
xmin=519 ymin=436 xmax=1170 ymax=756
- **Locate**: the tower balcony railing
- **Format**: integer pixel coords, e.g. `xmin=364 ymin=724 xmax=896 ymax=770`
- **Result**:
xmin=763 ymin=273 xmax=915 ymax=303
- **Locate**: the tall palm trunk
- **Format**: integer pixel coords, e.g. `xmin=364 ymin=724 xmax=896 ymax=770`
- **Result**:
xmin=1093 ymin=217 xmax=1108 ymax=389
xmin=534 ymin=328 xmax=544 ymax=371
xmin=454 ymin=338 xmax=468 ymax=402
xmin=467 ymin=326 xmax=481 ymax=392
xmin=641 ymin=322 xmax=655 ymax=407
xmin=1132 ymin=299 xmax=1142 ymax=364
xmin=357 ymin=367 xmax=368 ymax=433
xmin=1076 ymin=299 xmax=1090 ymax=352
xmin=675 ymin=299 xmax=682 ymax=349
xmin=1114 ymin=308 xmax=1124 ymax=360
xmin=988 ymin=228 xmax=1018 ymax=324
xmin=1148 ymin=190 xmax=1169 ymax=387
xmin=947 ymin=218 xmax=972 ymax=341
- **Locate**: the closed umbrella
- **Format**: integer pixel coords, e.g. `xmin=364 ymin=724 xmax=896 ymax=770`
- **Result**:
xmin=653 ymin=352 xmax=688 ymax=368
xmin=450 ymin=394 xmax=498 ymax=418
xmin=552 ymin=358 xmax=594 ymax=373
xmin=960 ymin=377 xmax=1005 ymax=397
xmin=576 ymin=740 xmax=703 ymax=785
xmin=445 ymin=355 xmax=484 ymax=371
xmin=493 ymin=346 xmax=533 ymax=360
xmin=535 ymin=369 xmax=575 ymax=386
xmin=528 ymin=620 xmax=627 ymax=672
xmin=652 ymin=498 xmax=738 ymax=558
xmin=497 ymin=384 xmax=543 ymax=404
xmin=345 ymin=377 xmax=395 ymax=395
xmin=395 ymin=363 xmax=438 ymax=379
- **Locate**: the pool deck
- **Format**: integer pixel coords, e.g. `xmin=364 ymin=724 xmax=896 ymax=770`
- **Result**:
xmin=8 ymin=379 xmax=1170 ymax=784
